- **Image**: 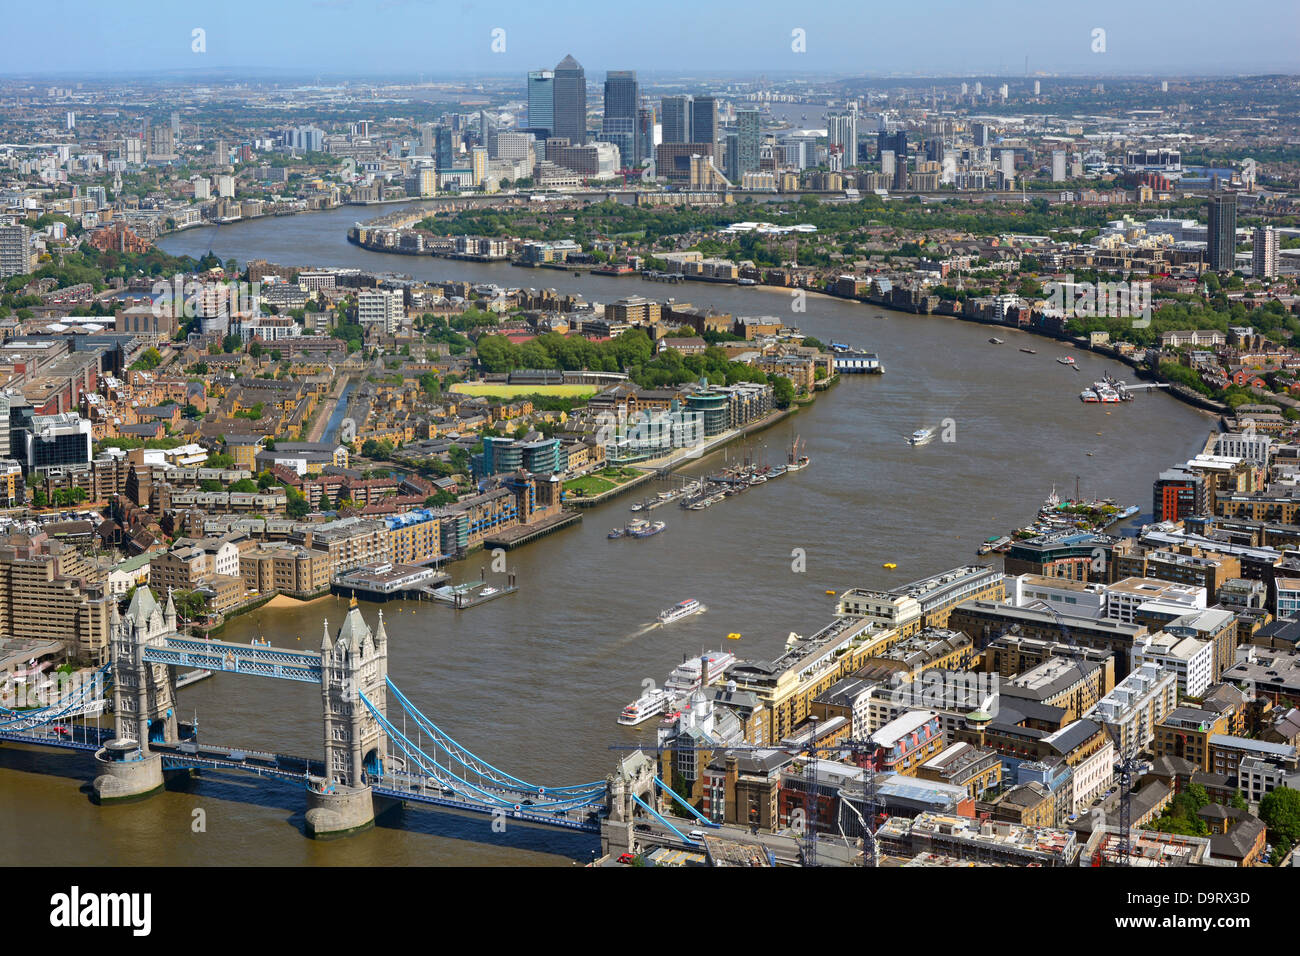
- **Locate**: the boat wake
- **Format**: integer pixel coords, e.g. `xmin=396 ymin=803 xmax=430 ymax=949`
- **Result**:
xmin=586 ymin=621 xmax=661 ymax=663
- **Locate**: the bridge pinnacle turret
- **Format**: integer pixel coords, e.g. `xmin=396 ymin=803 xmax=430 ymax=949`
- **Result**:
xmin=320 ymin=618 xmax=332 ymax=652
xmin=374 ymin=610 xmax=387 ymax=651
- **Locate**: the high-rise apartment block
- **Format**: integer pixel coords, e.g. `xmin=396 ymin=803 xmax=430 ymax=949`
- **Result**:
xmin=1206 ymin=194 xmax=1238 ymax=273
xmin=736 ymin=109 xmax=761 ymax=179
xmin=0 ymin=225 xmax=35 ymax=278
xmin=358 ymin=288 xmax=405 ymax=335
xmin=1253 ymin=225 xmax=1278 ymax=280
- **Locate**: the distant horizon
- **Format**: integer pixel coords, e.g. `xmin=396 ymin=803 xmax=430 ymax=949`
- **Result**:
xmin=5 ymin=68 xmax=1300 ymax=83
xmin=2 ymin=0 xmax=1296 ymax=78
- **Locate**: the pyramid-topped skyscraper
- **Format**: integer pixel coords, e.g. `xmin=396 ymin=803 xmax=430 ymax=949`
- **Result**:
xmin=552 ymin=54 xmax=587 ymax=145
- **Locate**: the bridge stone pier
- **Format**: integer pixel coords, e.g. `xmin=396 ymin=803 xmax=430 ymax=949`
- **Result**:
xmin=600 ymin=750 xmax=656 ymax=858
xmin=93 ymin=589 xmax=180 ymax=803
xmin=305 ymin=600 xmax=388 ymax=839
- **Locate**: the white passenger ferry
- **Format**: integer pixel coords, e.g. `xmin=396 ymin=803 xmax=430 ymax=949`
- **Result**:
xmin=658 ymin=598 xmax=704 ymax=624
xmin=618 ymin=687 xmax=672 ymax=726
xmin=664 ymin=650 xmax=738 ymax=694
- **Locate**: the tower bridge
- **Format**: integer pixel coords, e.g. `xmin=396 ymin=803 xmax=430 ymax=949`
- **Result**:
xmin=0 ymin=588 xmax=658 ymax=851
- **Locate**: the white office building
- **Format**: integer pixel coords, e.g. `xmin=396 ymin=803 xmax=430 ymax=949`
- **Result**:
xmin=1131 ymin=631 xmax=1214 ymax=698
xmin=1276 ymin=577 xmax=1300 ymax=621
xmin=1103 ymin=577 xmax=1206 ymax=625
xmin=1212 ymin=431 xmax=1274 ymax=465
xmin=1009 ymin=573 xmax=1107 ymax=618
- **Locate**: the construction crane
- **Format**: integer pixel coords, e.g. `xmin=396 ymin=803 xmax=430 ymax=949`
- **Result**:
xmin=1034 ymin=601 xmax=1141 ymax=866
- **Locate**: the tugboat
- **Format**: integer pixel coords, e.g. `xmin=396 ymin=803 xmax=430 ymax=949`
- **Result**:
xmin=1057 ymin=355 xmax=1076 ymax=366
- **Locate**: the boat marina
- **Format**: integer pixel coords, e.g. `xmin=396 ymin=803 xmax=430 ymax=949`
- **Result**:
xmin=986 ymin=486 xmax=1142 ymax=550
xmin=679 ymin=437 xmax=811 ymax=510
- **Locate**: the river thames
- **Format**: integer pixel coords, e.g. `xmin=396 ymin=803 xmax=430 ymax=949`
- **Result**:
xmin=0 ymin=204 xmax=1213 ymax=865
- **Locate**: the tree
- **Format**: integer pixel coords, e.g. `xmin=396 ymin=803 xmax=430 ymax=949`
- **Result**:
xmin=131 ymin=347 xmax=163 ymax=371
xmin=285 ymin=486 xmax=309 ymax=519
xmin=770 ymin=375 xmax=795 ymax=409
xmin=361 ymin=439 xmax=394 ymax=460
xmin=173 ymin=589 xmax=209 ymax=622
xmin=1259 ymin=787 xmax=1300 ymax=849
xmin=424 ymin=490 xmax=456 ymax=507
xmin=447 ymin=446 xmax=470 ymax=474
xmin=222 ymin=333 xmax=242 ymax=353
xmin=53 ymin=487 xmax=88 ymax=506
xmin=31 ymin=489 xmax=48 ymax=509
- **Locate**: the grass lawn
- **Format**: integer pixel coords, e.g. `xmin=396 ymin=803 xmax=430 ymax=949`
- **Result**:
xmin=563 ymin=467 xmax=642 ymax=498
xmin=450 ymin=383 xmax=598 ymax=399
xmin=563 ymin=475 xmax=617 ymax=497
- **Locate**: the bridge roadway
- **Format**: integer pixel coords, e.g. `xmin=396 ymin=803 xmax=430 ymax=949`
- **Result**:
xmin=0 ymin=723 xmax=112 ymax=752
xmin=374 ymin=768 xmax=601 ymax=832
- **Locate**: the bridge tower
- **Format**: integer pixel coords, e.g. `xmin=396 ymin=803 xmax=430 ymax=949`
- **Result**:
xmin=601 ymin=750 xmax=656 ymax=858
xmin=305 ymin=600 xmax=388 ymax=838
xmin=92 ymin=588 xmax=180 ymax=803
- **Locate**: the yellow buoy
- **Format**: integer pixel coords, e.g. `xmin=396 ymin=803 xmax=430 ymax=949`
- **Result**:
xmin=824 ymin=590 xmax=836 ymax=595
xmin=727 ymin=632 xmax=741 ymax=640
xmin=883 ymin=562 xmax=897 ymax=569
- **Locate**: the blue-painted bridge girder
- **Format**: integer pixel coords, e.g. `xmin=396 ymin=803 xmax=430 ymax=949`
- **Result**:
xmin=142 ymin=637 xmax=322 ymax=683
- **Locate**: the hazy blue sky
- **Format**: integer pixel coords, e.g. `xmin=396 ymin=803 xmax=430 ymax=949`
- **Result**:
xmin=7 ymin=0 xmax=1298 ymax=77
